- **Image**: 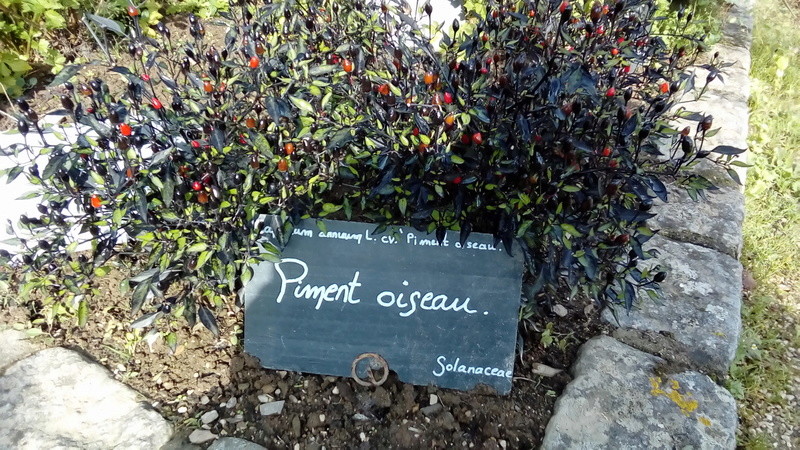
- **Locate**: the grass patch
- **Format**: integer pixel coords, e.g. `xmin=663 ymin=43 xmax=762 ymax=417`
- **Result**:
xmin=730 ymin=0 xmax=800 ymax=446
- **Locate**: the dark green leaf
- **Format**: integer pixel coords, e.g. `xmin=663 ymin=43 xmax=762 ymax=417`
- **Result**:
xmin=131 ymin=311 xmax=162 ymax=329
xmin=85 ymin=13 xmax=125 ymax=35
xmin=711 ymin=145 xmax=747 ymax=155
xmin=130 ymin=268 xmax=159 ymax=283
xmin=198 ymin=305 xmax=220 ymax=336
xmin=5 ymin=165 xmax=23 ymax=184
xmin=130 ymin=279 xmax=151 ymax=315
xmin=48 ymin=64 xmax=83 ymax=87
xmin=726 ymin=168 xmax=742 ymax=185
xmin=328 ymin=128 xmax=353 ymax=150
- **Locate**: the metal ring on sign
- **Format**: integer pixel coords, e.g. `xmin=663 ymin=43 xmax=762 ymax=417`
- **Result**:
xmin=351 ymin=352 xmax=389 ymax=387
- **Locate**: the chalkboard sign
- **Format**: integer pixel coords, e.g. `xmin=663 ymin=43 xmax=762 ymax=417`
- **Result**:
xmin=244 ymin=218 xmax=524 ymax=394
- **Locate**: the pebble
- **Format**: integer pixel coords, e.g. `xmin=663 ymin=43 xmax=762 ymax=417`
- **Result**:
xmin=289 ymin=394 xmax=300 ymax=403
xmin=552 ymin=304 xmax=568 ymax=317
xmin=228 ymin=414 xmax=244 ymax=424
xmin=499 ymin=439 xmax=507 ymax=449
xmin=306 ymin=413 xmax=325 ymax=429
xmin=421 ymin=403 xmax=443 ymax=416
xmin=262 ymin=384 xmax=276 ymax=394
xmin=332 ymin=386 xmax=340 ymax=395
xmin=359 ymin=432 xmax=367 ymax=442
xmin=189 ymin=429 xmax=217 ymax=444
xmin=531 ymin=363 xmax=562 ymax=377
xmin=274 ymin=389 xmax=282 ymax=396
xmin=291 ymin=416 xmax=301 ymax=436
xmin=200 ymin=395 xmax=210 ymax=405
xmin=353 ymin=413 xmax=369 ymax=421
xmin=259 ymin=400 xmax=285 ymax=416
xmin=201 ymin=410 xmax=219 ymax=424
xmin=257 ymin=394 xmax=273 ymax=403
xmin=225 ymin=397 xmax=237 ymax=409
xmin=177 ymin=406 xmax=188 ymax=414
xmin=429 ymin=394 xmax=439 ymax=405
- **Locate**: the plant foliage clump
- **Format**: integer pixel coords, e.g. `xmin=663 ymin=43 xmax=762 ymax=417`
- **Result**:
xmin=0 ymin=0 xmax=742 ymax=335
xmin=0 ymin=0 xmax=227 ymax=95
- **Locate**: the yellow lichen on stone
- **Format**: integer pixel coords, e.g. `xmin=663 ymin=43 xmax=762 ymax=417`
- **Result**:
xmin=649 ymin=376 xmax=699 ymax=416
xmin=698 ymin=416 xmax=712 ymax=427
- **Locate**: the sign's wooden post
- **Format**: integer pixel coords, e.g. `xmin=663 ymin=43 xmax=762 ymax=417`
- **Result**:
xmin=244 ymin=218 xmax=524 ymax=394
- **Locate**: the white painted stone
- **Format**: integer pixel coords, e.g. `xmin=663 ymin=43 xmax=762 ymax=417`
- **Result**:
xmin=542 ymin=336 xmax=737 ymax=449
xmin=0 ymin=347 xmax=172 ymax=449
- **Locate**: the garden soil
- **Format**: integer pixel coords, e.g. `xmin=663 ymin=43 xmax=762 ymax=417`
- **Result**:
xmin=1 ymin=266 xmax=611 ymax=449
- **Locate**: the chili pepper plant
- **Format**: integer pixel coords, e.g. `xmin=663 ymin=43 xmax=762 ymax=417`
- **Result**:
xmin=0 ymin=0 xmax=743 ymax=338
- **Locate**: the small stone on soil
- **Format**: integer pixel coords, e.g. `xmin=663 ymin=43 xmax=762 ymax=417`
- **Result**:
xmin=188 ymin=429 xmax=217 ymax=444
xmin=177 ymin=406 xmax=188 ymax=414
xmin=421 ymin=403 xmax=443 ymax=416
xmin=353 ymin=413 xmax=369 ymax=421
xmin=200 ymin=395 xmax=210 ymax=405
xmin=306 ymin=413 xmax=325 ymax=429
xmin=291 ymin=416 xmax=301 ymax=436
xmin=429 ymin=394 xmax=439 ymax=405
xmin=332 ymin=386 xmax=339 ymax=395
xmin=552 ymin=304 xmax=568 ymax=317
xmin=257 ymin=394 xmax=272 ymax=403
xmin=225 ymin=397 xmax=237 ymax=409
xmin=531 ymin=363 xmax=562 ymax=377
xmin=258 ymin=400 xmax=285 ymax=416
xmin=201 ymin=410 xmax=219 ymax=424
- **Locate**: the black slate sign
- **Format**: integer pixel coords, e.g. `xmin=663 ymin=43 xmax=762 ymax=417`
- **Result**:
xmin=244 ymin=218 xmax=524 ymax=394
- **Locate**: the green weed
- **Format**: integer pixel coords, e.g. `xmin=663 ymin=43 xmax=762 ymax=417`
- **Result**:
xmin=732 ymin=0 xmax=800 ymax=445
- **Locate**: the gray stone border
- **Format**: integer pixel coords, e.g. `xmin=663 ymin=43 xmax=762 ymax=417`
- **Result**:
xmin=541 ymin=0 xmax=753 ymax=447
